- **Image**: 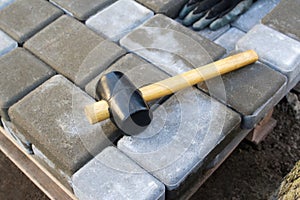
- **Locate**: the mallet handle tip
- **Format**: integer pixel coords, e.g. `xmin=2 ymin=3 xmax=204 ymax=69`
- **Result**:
xmin=84 ymin=100 xmax=110 ymax=124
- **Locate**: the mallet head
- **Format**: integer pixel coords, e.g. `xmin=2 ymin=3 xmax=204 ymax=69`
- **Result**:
xmin=96 ymin=71 xmax=152 ymax=136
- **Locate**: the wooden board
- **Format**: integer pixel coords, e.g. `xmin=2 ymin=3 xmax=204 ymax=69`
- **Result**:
xmin=0 ymin=126 xmax=77 ymax=200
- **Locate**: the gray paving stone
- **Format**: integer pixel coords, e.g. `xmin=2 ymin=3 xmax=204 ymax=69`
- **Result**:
xmin=198 ymin=61 xmax=287 ymax=129
xmin=120 ymin=14 xmax=225 ymax=76
xmin=85 ymin=53 xmax=169 ymax=100
xmin=8 ymin=75 xmax=118 ymax=176
xmin=0 ymin=48 xmax=55 ymax=121
xmin=236 ymin=24 xmax=300 ymax=91
xmin=232 ymin=0 xmax=280 ymax=32
xmin=72 ymin=146 xmax=165 ymax=200
xmin=118 ymin=88 xmax=241 ymax=197
xmin=262 ymin=0 xmax=300 ymax=42
xmin=197 ymin=24 xmax=231 ymax=41
xmin=24 ymin=15 xmax=125 ymax=88
xmin=135 ymin=0 xmax=186 ymax=18
xmin=0 ymin=0 xmax=15 ymax=10
xmin=0 ymin=30 xmax=17 ymax=57
xmin=0 ymin=0 xmax=63 ymax=43
xmin=214 ymin=28 xmax=246 ymax=53
xmin=50 ymin=0 xmax=117 ymax=21
xmin=86 ymin=0 xmax=153 ymax=42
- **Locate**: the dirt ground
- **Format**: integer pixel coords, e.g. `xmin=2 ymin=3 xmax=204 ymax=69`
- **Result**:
xmin=0 ymin=93 xmax=299 ymax=200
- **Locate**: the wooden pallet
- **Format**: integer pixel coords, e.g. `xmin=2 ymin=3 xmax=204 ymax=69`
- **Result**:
xmin=0 ymin=126 xmax=77 ymax=200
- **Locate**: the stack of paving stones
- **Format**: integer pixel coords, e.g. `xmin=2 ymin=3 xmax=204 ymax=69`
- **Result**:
xmin=0 ymin=0 xmax=299 ymax=199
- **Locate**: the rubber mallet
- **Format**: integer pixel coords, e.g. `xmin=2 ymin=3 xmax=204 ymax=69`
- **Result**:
xmin=85 ymin=50 xmax=258 ymax=135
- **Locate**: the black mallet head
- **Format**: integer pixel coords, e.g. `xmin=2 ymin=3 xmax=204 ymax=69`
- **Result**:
xmin=96 ymin=71 xmax=152 ymax=136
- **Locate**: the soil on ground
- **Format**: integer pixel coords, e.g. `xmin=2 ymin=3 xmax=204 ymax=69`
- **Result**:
xmin=0 ymin=95 xmax=299 ymax=200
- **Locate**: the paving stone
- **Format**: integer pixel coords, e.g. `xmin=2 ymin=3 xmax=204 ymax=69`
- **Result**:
xmin=120 ymin=14 xmax=225 ymax=76
xmin=236 ymin=24 xmax=300 ymax=91
xmin=72 ymin=146 xmax=165 ymax=200
xmin=214 ymin=28 xmax=246 ymax=53
xmin=24 ymin=15 xmax=125 ymax=88
xmin=0 ymin=0 xmax=63 ymax=43
xmin=0 ymin=0 xmax=15 ymax=10
xmin=86 ymin=0 xmax=153 ymax=42
xmin=232 ymin=0 xmax=280 ymax=32
xmin=135 ymin=0 xmax=186 ymax=18
xmin=50 ymin=0 xmax=117 ymax=21
xmin=8 ymin=75 xmax=119 ymax=176
xmin=0 ymin=48 xmax=55 ymax=121
xmin=118 ymin=88 xmax=241 ymax=197
xmin=197 ymin=24 xmax=231 ymax=41
xmin=262 ymin=0 xmax=300 ymax=42
xmin=198 ymin=61 xmax=287 ymax=129
xmin=85 ymin=53 xmax=169 ymax=100
xmin=0 ymin=30 xmax=17 ymax=57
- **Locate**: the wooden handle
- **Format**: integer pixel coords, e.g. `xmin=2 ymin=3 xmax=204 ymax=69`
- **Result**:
xmin=85 ymin=50 xmax=258 ymax=124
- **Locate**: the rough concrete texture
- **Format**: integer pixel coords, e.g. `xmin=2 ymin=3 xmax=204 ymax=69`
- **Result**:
xmin=214 ymin=28 xmax=245 ymax=53
xmin=198 ymin=24 xmax=230 ymax=41
xmin=135 ymin=0 xmax=186 ymax=18
xmin=72 ymin=146 xmax=165 ymax=200
xmin=24 ymin=15 xmax=125 ymax=88
xmin=50 ymin=0 xmax=117 ymax=21
xmin=236 ymin=24 xmax=300 ymax=90
xmin=8 ymin=75 xmax=117 ymax=176
xmin=86 ymin=0 xmax=153 ymax=42
xmin=0 ymin=30 xmax=17 ymax=57
xmin=118 ymin=88 xmax=241 ymax=195
xmin=0 ymin=0 xmax=15 ymax=11
xmin=0 ymin=0 xmax=63 ymax=43
xmin=85 ymin=53 xmax=169 ymax=100
xmin=262 ymin=0 xmax=300 ymax=42
xmin=120 ymin=14 xmax=225 ymax=76
xmin=0 ymin=48 xmax=55 ymax=121
xmin=232 ymin=0 xmax=280 ymax=32
xmin=198 ymin=61 xmax=287 ymax=129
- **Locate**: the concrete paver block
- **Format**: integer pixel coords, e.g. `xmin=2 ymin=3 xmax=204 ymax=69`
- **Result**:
xmin=8 ymin=75 xmax=117 ymax=176
xmin=86 ymin=0 xmax=153 ymax=42
xmin=214 ymin=28 xmax=246 ymax=53
xmin=118 ymin=88 xmax=241 ymax=197
xmin=50 ymin=0 xmax=117 ymax=21
xmin=24 ymin=15 xmax=125 ymax=88
xmin=236 ymin=24 xmax=300 ymax=90
xmin=0 ymin=0 xmax=63 ymax=43
xmin=0 ymin=48 xmax=55 ymax=121
xmin=85 ymin=53 xmax=169 ymax=100
xmin=120 ymin=14 xmax=225 ymax=76
xmin=0 ymin=30 xmax=17 ymax=57
xmin=198 ymin=61 xmax=287 ymax=129
xmin=262 ymin=0 xmax=300 ymax=42
xmin=0 ymin=0 xmax=15 ymax=10
xmin=135 ymin=0 xmax=186 ymax=18
xmin=72 ymin=146 xmax=165 ymax=200
xmin=232 ymin=0 xmax=280 ymax=32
